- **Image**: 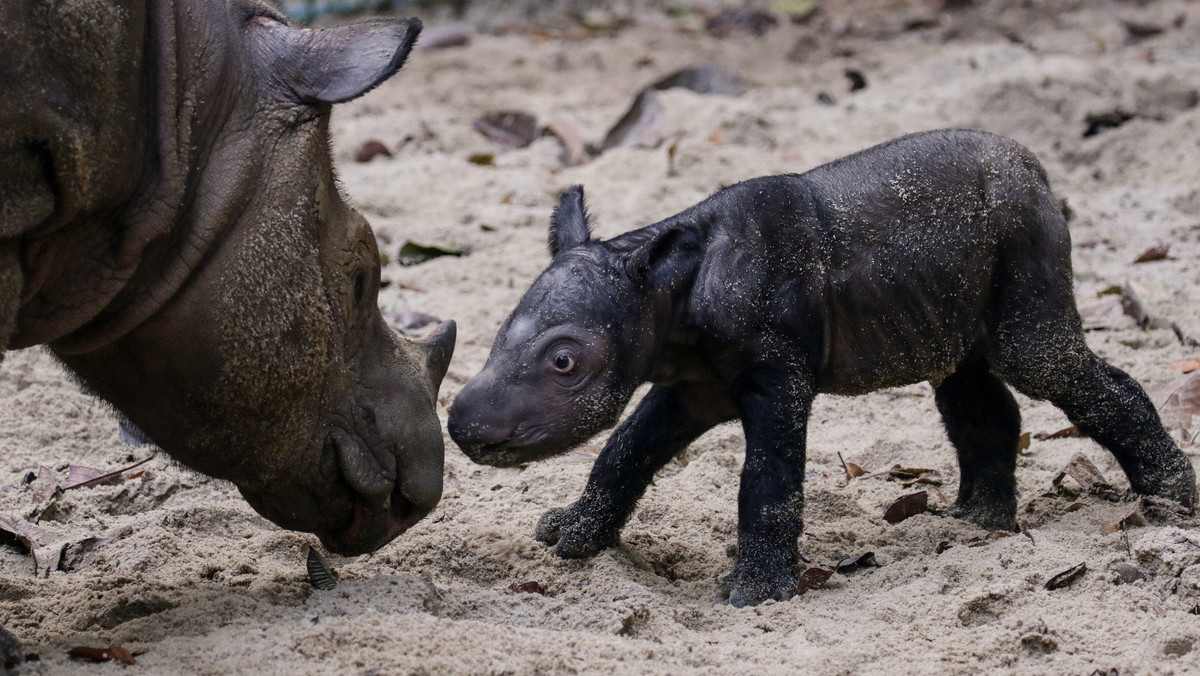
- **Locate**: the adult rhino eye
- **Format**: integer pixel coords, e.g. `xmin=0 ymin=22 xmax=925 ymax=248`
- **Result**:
xmin=352 ymin=271 xmax=367 ymax=305
xmin=552 ymin=352 xmax=575 ymax=374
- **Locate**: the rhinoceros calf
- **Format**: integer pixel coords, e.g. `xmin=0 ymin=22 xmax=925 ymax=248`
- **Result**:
xmin=448 ymin=129 xmax=1198 ymax=607
xmin=1 ymin=1 xmax=455 ymax=562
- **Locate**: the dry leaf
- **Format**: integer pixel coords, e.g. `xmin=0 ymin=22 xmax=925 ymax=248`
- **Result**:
xmin=1035 ymin=425 xmax=1081 ymax=440
xmin=354 ymin=140 xmax=391 ymax=163
xmin=1052 ymin=453 xmax=1119 ymax=500
xmin=397 ymin=241 xmax=467 ymax=266
xmin=544 ymin=120 xmax=589 ymax=166
xmin=1045 ymin=562 xmax=1087 ymax=590
xmin=1017 ymin=432 xmax=1031 ymax=451
xmin=1169 ymin=358 xmax=1200 ymax=374
xmin=834 ymin=552 xmax=879 ymax=574
xmin=967 ymin=531 xmax=1013 ymax=547
xmin=1101 ymin=500 xmax=1147 ymax=535
xmin=651 ymin=65 xmax=750 ymax=96
xmin=67 ymin=645 xmax=136 ymax=665
xmin=61 ymin=455 xmax=155 ymax=491
xmin=882 ymin=491 xmax=928 ymax=524
xmin=601 ymin=90 xmax=664 ymax=151
xmin=1078 ymin=296 xmax=1126 ymax=330
xmin=509 ymin=581 xmax=546 ymax=594
xmin=794 ymin=566 xmax=833 ymax=595
xmin=29 ymin=466 xmax=59 ymax=504
xmin=473 ymin=111 xmax=540 ymax=149
xmin=1149 ymin=371 xmax=1200 ymax=429
xmin=1132 ymin=244 xmax=1169 ymax=263
xmin=0 ymin=515 xmax=67 ymax=576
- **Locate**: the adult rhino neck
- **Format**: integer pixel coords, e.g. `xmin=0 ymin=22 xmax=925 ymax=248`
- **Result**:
xmin=12 ymin=0 xmax=258 ymax=355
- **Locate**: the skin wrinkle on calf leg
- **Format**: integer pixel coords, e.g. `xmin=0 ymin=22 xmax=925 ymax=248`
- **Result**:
xmin=935 ymin=353 xmax=1021 ymax=530
xmin=537 ymin=382 xmax=737 ymax=557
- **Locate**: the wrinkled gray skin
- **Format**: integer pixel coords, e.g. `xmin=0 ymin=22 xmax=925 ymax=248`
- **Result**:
xmin=450 ymin=130 xmax=1198 ymax=607
xmin=0 ymin=0 xmax=455 ymax=561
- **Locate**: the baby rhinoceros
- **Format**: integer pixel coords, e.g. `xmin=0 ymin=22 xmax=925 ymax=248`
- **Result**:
xmin=448 ymin=129 xmax=1198 ymax=607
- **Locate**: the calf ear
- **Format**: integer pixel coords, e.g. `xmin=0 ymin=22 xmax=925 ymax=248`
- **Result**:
xmin=249 ymin=15 xmax=422 ymax=105
xmin=625 ymin=227 xmax=694 ymax=288
xmin=548 ymin=186 xmax=592 ymax=256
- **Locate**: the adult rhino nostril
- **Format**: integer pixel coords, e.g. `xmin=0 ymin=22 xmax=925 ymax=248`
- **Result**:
xmin=330 ymin=428 xmax=392 ymax=498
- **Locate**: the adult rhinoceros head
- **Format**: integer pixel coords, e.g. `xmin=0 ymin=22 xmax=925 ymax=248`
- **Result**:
xmin=10 ymin=2 xmax=453 ymax=555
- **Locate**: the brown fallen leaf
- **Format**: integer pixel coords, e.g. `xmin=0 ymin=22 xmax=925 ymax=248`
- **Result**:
xmin=467 ymin=152 xmax=495 ymax=166
xmin=473 ymin=111 xmax=540 ymax=149
xmin=1101 ymin=500 xmax=1148 ymax=535
xmin=794 ymin=566 xmax=833 ymax=595
xmin=1132 ymin=244 xmax=1169 ymax=263
xmin=834 ymin=552 xmax=879 ymax=574
xmin=1078 ymin=296 xmax=1126 ymax=330
xmin=967 ymin=531 xmax=1013 ymax=547
xmin=651 ymin=65 xmax=750 ymax=96
xmin=354 ymin=140 xmax=391 ymax=163
xmin=1017 ymin=432 xmax=1031 ymax=451
xmin=0 ymin=515 xmax=67 ymax=576
xmin=1169 ymin=358 xmax=1200 ymax=374
xmin=1052 ymin=453 xmax=1120 ymax=500
xmin=509 ymin=581 xmax=546 ymax=594
xmin=837 ymin=452 xmax=865 ymax=481
xmin=544 ymin=120 xmax=589 ymax=166
xmin=61 ymin=455 xmax=154 ymax=491
xmin=67 ymin=644 xmax=136 ymax=665
xmin=1035 ymin=425 xmax=1081 ymax=440
xmin=601 ymin=90 xmax=664 ymax=151
xmin=1149 ymin=371 xmax=1200 ymax=429
xmin=1045 ymin=562 xmax=1087 ymax=590
xmin=397 ymin=241 xmax=467 ymax=267
xmin=29 ymin=465 xmax=59 ymax=504
xmin=882 ymin=491 xmax=928 ymax=524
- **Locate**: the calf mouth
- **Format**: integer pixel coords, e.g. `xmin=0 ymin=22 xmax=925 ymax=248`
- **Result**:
xmin=314 ymin=430 xmax=433 ymax=555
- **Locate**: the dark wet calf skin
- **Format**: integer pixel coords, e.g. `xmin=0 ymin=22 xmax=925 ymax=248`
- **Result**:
xmin=449 ymin=129 xmax=1199 ymax=607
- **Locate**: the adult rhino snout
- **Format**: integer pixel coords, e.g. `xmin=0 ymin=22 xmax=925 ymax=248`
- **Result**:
xmin=313 ymin=319 xmax=457 ymax=556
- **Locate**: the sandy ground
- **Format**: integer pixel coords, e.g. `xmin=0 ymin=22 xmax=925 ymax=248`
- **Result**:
xmin=3 ymin=0 xmax=1200 ymax=673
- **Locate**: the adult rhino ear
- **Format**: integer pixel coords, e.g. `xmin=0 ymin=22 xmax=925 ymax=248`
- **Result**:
xmin=249 ymin=14 xmax=422 ymax=105
xmin=548 ymin=185 xmax=592 ymax=257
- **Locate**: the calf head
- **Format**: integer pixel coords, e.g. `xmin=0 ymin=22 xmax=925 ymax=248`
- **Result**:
xmin=55 ymin=5 xmax=454 ymax=555
xmin=449 ymin=186 xmax=690 ymax=466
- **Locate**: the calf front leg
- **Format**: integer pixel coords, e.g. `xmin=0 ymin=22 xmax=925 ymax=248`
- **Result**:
xmin=536 ymin=382 xmax=736 ymax=558
xmin=719 ymin=364 xmax=814 ymax=607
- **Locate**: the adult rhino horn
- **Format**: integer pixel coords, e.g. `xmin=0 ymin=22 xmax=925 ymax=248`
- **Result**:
xmin=415 ymin=320 xmax=456 ymax=388
xmin=247 ymin=12 xmax=422 ymax=105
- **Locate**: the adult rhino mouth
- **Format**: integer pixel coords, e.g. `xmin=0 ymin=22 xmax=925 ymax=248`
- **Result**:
xmin=314 ymin=430 xmax=434 ymax=555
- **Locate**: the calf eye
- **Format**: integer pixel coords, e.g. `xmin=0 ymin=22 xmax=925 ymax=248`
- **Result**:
xmin=552 ymin=352 xmax=575 ymax=374
xmin=352 ymin=271 xmax=367 ymax=305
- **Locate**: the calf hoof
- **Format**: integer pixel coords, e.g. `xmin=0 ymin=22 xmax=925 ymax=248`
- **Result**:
xmin=1134 ymin=462 xmax=1197 ymax=514
xmin=1 ymin=626 xmax=20 ymax=671
xmin=717 ymin=563 xmax=797 ymax=608
xmin=534 ymin=504 xmax=617 ymax=559
xmin=948 ymin=495 xmax=1017 ymax=532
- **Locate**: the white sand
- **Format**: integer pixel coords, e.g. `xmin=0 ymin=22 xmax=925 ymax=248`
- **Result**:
xmin=2 ymin=1 xmax=1199 ymax=673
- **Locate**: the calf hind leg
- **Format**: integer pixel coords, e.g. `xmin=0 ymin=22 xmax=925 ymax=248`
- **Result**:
xmin=994 ymin=334 xmax=1197 ymax=512
xmin=935 ymin=354 xmax=1021 ymax=530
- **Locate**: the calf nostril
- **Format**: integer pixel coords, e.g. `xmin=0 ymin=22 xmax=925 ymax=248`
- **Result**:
xmin=358 ymin=405 xmax=377 ymax=424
